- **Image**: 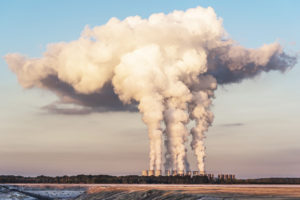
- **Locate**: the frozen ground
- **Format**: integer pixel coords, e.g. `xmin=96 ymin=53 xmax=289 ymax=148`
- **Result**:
xmin=0 ymin=185 xmax=84 ymax=200
xmin=0 ymin=186 xmax=36 ymax=200
xmin=1 ymin=184 xmax=300 ymax=199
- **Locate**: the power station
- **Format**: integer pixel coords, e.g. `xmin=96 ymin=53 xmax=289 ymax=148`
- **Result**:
xmin=142 ymin=170 xmax=235 ymax=181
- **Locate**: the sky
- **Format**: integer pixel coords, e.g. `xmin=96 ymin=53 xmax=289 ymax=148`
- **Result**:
xmin=0 ymin=0 xmax=300 ymax=178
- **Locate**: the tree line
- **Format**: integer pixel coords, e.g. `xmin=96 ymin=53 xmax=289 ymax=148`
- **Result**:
xmin=0 ymin=175 xmax=209 ymax=184
xmin=0 ymin=175 xmax=299 ymax=184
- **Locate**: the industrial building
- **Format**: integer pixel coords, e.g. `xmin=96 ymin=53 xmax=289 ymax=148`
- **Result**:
xmin=142 ymin=170 xmax=148 ymax=176
xmin=155 ymin=170 xmax=162 ymax=176
xmin=141 ymin=170 xmax=233 ymax=180
xmin=217 ymin=174 xmax=236 ymax=181
xmin=165 ymin=170 xmax=171 ymax=176
xmin=186 ymin=171 xmax=192 ymax=176
xmin=148 ymin=170 xmax=154 ymax=176
xmin=172 ymin=170 xmax=177 ymax=176
xmin=178 ymin=170 xmax=184 ymax=176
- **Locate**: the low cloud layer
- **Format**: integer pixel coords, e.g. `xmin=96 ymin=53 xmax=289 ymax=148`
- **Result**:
xmin=220 ymin=123 xmax=245 ymax=127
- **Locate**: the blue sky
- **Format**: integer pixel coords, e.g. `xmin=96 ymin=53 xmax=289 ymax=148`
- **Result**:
xmin=0 ymin=0 xmax=299 ymax=178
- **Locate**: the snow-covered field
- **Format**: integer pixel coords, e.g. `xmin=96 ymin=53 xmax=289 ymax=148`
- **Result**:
xmin=0 ymin=185 xmax=85 ymax=200
xmin=0 ymin=186 xmax=36 ymax=200
xmin=0 ymin=192 xmax=36 ymax=200
xmin=2 ymin=184 xmax=300 ymax=199
xmin=16 ymin=189 xmax=84 ymax=199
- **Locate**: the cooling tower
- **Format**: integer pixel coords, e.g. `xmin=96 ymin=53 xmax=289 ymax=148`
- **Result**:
xmin=155 ymin=170 xmax=162 ymax=176
xmin=178 ymin=170 xmax=184 ymax=176
xmin=218 ymin=174 xmax=225 ymax=180
xmin=225 ymin=174 xmax=229 ymax=180
xmin=193 ymin=171 xmax=199 ymax=176
xmin=165 ymin=170 xmax=171 ymax=176
xmin=207 ymin=174 xmax=211 ymax=179
xmin=172 ymin=170 xmax=177 ymax=176
xmin=142 ymin=170 xmax=148 ymax=176
xmin=148 ymin=170 xmax=154 ymax=176
xmin=186 ymin=171 xmax=192 ymax=176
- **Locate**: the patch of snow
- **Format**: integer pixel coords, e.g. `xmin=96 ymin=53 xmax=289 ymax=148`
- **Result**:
xmin=0 ymin=191 xmax=36 ymax=200
xmin=24 ymin=189 xmax=84 ymax=199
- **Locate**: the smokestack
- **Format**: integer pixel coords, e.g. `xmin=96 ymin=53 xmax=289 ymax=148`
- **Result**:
xmin=142 ymin=170 xmax=148 ymax=176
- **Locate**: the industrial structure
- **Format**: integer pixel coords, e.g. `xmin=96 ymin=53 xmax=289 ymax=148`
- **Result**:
xmin=148 ymin=170 xmax=154 ymax=176
xmin=155 ymin=170 xmax=162 ymax=176
xmin=141 ymin=170 xmax=235 ymax=181
xmin=218 ymin=174 xmax=235 ymax=181
xmin=142 ymin=170 xmax=148 ymax=176
xmin=165 ymin=170 xmax=171 ymax=176
xmin=186 ymin=171 xmax=192 ymax=176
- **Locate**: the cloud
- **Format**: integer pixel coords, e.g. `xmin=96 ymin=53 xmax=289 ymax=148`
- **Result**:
xmin=4 ymin=7 xmax=297 ymax=115
xmin=42 ymin=103 xmax=93 ymax=115
xmin=40 ymin=75 xmax=138 ymax=113
xmin=206 ymin=45 xmax=297 ymax=84
xmin=219 ymin=123 xmax=245 ymax=127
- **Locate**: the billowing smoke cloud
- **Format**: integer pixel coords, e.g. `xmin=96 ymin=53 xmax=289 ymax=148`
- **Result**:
xmin=5 ymin=6 xmax=296 ymax=172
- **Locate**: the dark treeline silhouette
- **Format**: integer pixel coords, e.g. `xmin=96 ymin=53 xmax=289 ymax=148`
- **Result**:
xmin=236 ymin=178 xmax=300 ymax=184
xmin=0 ymin=175 xmax=299 ymax=184
xmin=0 ymin=175 xmax=209 ymax=184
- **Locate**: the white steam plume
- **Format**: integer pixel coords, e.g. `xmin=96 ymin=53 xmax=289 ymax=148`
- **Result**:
xmin=188 ymin=75 xmax=217 ymax=172
xmin=5 ymin=6 xmax=296 ymax=172
xmin=163 ymin=98 xmax=190 ymax=171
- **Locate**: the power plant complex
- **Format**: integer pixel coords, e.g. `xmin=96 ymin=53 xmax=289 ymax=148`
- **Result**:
xmin=142 ymin=170 xmax=235 ymax=181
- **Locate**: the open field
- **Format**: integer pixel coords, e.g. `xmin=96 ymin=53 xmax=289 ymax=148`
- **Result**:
xmin=2 ymin=184 xmax=300 ymax=199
